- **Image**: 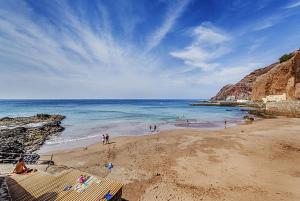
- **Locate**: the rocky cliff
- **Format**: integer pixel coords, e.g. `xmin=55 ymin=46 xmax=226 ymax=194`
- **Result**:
xmin=251 ymin=50 xmax=300 ymax=101
xmin=211 ymin=64 xmax=276 ymax=100
xmin=212 ymin=50 xmax=300 ymax=101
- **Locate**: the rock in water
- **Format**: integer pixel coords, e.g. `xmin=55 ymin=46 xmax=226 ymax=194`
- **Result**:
xmin=0 ymin=114 xmax=65 ymax=162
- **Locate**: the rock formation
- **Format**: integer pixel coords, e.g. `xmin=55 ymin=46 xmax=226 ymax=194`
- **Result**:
xmin=211 ymin=64 xmax=275 ymax=100
xmin=0 ymin=114 xmax=65 ymax=161
xmin=212 ymin=50 xmax=300 ymax=101
xmin=252 ymin=50 xmax=300 ymax=101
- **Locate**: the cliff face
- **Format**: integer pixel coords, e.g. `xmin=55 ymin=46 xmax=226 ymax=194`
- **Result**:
xmin=212 ymin=50 xmax=300 ymax=101
xmin=251 ymin=51 xmax=300 ymax=101
xmin=211 ymin=64 xmax=275 ymax=100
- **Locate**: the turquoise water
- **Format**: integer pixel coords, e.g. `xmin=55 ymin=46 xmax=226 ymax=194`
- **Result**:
xmin=0 ymin=99 xmax=246 ymax=152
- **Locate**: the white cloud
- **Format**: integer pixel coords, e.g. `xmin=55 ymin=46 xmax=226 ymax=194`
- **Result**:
xmin=253 ymin=16 xmax=281 ymax=31
xmin=170 ymin=24 xmax=231 ymax=71
xmin=1 ymin=0 xmax=221 ymax=99
xmin=0 ymin=1 xmax=180 ymax=98
xmin=145 ymin=0 xmax=190 ymax=52
xmin=284 ymin=1 xmax=300 ymax=9
xmin=192 ymin=25 xmax=229 ymax=45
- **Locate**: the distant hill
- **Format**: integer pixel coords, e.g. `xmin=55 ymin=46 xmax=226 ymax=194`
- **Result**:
xmin=211 ymin=50 xmax=300 ymax=101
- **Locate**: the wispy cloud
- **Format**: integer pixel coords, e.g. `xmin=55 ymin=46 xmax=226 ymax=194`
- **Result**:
xmin=284 ymin=1 xmax=300 ymax=9
xmin=170 ymin=23 xmax=230 ymax=71
xmin=145 ymin=0 xmax=190 ymax=52
xmin=0 ymin=0 xmax=300 ymax=99
xmin=0 ymin=1 xmax=176 ymax=98
xmin=253 ymin=15 xmax=283 ymax=31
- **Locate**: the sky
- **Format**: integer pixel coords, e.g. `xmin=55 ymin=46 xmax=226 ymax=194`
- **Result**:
xmin=0 ymin=0 xmax=300 ymax=99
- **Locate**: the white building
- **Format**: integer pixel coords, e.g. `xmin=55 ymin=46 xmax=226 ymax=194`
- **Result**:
xmin=237 ymin=99 xmax=250 ymax=103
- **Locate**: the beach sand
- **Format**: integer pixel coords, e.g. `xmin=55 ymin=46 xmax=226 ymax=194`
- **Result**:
xmin=50 ymin=117 xmax=300 ymax=201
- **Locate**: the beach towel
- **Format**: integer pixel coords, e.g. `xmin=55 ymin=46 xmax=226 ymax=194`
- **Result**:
xmin=104 ymin=191 xmax=113 ymax=200
xmin=74 ymin=176 xmax=95 ymax=193
xmin=63 ymin=185 xmax=72 ymax=191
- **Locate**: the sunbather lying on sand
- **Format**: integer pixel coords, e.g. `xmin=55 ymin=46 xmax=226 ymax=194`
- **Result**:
xmin=13 ymin=158 xmax=33 ymax=174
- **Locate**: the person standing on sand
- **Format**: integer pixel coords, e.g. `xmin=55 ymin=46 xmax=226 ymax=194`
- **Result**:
xmin=154 ymin=125 xmax=157 ymax=132
xmin=149 ymin=125 xmax=152 ymax=132
xmin=105 ymin=133 xmax=109 ymax=144
xmin=102 ymin=134 xmax=105 ymax=145
xmin=224 ymin=120 xmax=227 ymax=129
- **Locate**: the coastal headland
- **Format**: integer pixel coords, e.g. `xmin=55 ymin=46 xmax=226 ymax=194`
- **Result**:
xmin=50 ymin=117 xmax=300 ymax=201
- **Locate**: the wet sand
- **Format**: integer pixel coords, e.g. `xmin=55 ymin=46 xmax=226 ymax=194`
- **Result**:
xmin=51 ymin=117 xmax=300 ymax=201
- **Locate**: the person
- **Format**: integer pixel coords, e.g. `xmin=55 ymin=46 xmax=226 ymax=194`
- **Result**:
xmin=224 ymin=120 xmax=227 ymax=129
xmin=154 ymin=125 xmax=157 ymax=132
xmin=13 ymin=158 xmax=33 ymax=174
xmin=105 ymin=133 xmax=109 ymax=144
xmin=102 ymin=134 xmax=105 ymax=145
xmin=78 ymin=175 xmax=85 ymax=184
xmin=149 ymin=125 xmax=152 ymax=132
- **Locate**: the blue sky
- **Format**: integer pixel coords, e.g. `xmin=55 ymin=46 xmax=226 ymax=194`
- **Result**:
xmin=0 ymin=0 xmax=300 ymax=99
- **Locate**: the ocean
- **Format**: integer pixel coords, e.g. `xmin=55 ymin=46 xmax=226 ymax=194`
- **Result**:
xmin=0 ymin=99 xmax=247 ymax=153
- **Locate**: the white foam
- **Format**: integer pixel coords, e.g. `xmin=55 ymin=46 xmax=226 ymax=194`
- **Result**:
xmin=45 ymin=134 xmax=102 ymax=145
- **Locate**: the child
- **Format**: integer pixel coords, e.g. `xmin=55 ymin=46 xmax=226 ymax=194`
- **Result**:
xmin=78 ymin=175 xmax=85 ymax=184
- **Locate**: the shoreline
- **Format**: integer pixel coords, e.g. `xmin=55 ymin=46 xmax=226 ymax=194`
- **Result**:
xmin=50 ymin=117 xmax=300 ymax=201
xmin=39 ymin=118 xmax=245 ymax=154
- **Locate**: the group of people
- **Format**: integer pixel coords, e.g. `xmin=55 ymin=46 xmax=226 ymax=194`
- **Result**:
xmin=149 ymin=124 xmax=158 ymax=132
xmin=102 ymin=133 xmax=110 ymax=145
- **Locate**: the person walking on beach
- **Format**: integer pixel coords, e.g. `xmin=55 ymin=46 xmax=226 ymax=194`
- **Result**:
xmin=149 ymin=125 xmax=152 ymax=132
xmin=102 ymin=134 xmax=105 ymax=145
xmin=154 ymin=125 xmax=157 ymax=132
xmin=105 ymin=133 xmax=109 ymax=144
xmin=224 ymin=120 xmax=227 ymax=129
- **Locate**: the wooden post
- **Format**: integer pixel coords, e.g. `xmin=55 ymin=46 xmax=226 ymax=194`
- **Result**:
xmin=46 ymin=154 xmax=53 ymax=172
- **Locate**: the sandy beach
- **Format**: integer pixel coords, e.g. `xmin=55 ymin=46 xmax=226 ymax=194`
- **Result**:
xmin=50 ymin=117 xmax=300 ymax=201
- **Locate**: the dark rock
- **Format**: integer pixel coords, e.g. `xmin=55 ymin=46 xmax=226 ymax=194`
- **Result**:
xmin=247 ymin=109 xmax=276 ymax=119
xmin=0 ymin=114 xmax=65 ymax=162
xmin=243 ymin=115 xmax=254 ymax=121
xmin=0 ymin=117 xmax=13 ymax=121
xmin=37 ymin=113 xmax=51 ymax=119
xmin=0 ymin=176 xmax=11 ymax=201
